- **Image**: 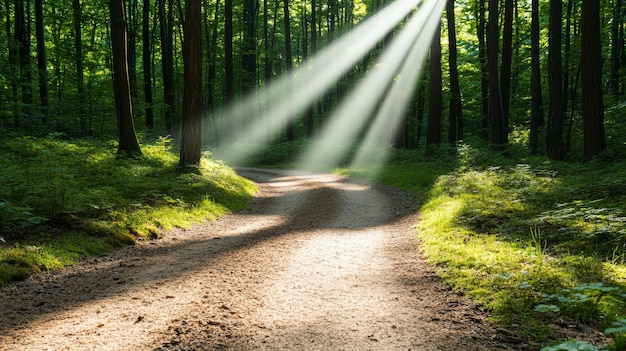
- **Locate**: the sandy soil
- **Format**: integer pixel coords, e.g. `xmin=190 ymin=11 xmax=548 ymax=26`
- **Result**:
xmin=0 ymin=168 xmax=533 ymax=350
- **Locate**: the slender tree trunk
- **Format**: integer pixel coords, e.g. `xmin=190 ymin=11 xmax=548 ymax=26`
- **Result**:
xmin=611 ymin=0 xmax=623 ymax=96
xmin=126 ymin=0 xmax=138 ymax=105
xmin=179 ymin=0 xmax=202 ymax=168
xmin=487 ymin=0 xmax=504 ymax=145
xmin=142 ymin=0 xmax=153 ymax=129
xmin=529 ymin=0 xmax=543 ymax=154
xmin=16 ymin=0 xmax=33 ymax=126
xmin=447 ymin=0 xmax=462 ymax=144
xmin=159 ymin=0 xmax=175 ymax=135
xmin=242 ymin=0 xmax=257 ymax=94
xmin=547 ymin=0 xmax=566 ymax=160
xmin=426 ymin=21 xmax=442 ymax=147
xmin=581 ymin=0 xmax=606 ymax=160
xmin=283 ymin=0 xmax=294 ymax=141
xmin=477 ymin=0 xmax=489 ymax=140
xmin=72 ymin=0 xmax=87 ymax=133
xmin=35 ymin=0 xmax=49 ymax=124
xmin=110 ymin=0 xmax=142 ymax=157
xmin=224 ymin=0 xmax=235 ymax=137
xmin=499 ymin=0 xmax=513 ymax=144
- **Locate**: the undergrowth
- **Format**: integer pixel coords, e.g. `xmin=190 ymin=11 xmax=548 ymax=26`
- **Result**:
xmin=331 ymin=141 xmax=626 ymax=349
xmin=0 ymin=134 xmax=257 ymax=285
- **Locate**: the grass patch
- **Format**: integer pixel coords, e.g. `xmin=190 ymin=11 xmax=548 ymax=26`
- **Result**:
xmin=0 ymin=134 xmax=257 ymax=285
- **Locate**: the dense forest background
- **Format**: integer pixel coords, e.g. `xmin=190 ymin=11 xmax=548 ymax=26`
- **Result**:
xmin=1 ymin=0 xmax=623 ymax=162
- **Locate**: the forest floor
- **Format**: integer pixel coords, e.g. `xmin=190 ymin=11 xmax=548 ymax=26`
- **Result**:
xmin=1 ymin=168 xmax=534 ymax=350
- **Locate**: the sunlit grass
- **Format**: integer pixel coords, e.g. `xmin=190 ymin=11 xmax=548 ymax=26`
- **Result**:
xmin=0 ymin=135 xmax=257 ymax=285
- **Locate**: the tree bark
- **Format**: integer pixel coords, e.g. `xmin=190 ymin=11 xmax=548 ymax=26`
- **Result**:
xmin=179 ymin=0 xmax=202 ymax=168
xmin=477 ymin=0 xmax=489 ymax=141
xmin=16 ymin=0 xmax=33 ymax=123
xmin=72 ymin=0 xmax=87 ymax=133
xmin=546 ymin=0 xmax=566 ymax=160
xmin=581 ymin=0 xmax=606 ymax=160
xmin=487 ymin=0 xmax=504 ymax=145
xmin=35 ymin=0 xmax=49 ymax=124
xmin=426 ymin=21 xmax=442 ymax=147
xmin=284 ymin=0 xmax=294 ymax=141
xmin=159 ymin=0 xmax=175 ymax=136
xmin=529 ymin=0 xmax=543 ymax=155
xmin=142 ymin=0 xmax=153 ymax=129
xmin=110 ymin=0 xmax=142 ymax=157
xmin=447 ymin=0 xmax=462 ymax=144
xmin=499 ymin=0 xmax=514 ymax=144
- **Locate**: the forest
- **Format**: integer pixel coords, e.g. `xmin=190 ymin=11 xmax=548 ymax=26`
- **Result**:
xmin=1 ymin=0 xmax=626 ymax=349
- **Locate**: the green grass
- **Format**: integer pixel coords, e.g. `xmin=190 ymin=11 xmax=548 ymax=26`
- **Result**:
xmin=0 ymin=134 xmax=257 ymax=285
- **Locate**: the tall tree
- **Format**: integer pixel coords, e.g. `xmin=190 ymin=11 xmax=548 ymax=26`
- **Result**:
xmin=35 ymin=0 xmax=49 ymax=123
xmin=477 ymin=0 xmax=489 ymax=140
xmin=72 ymin=0 xmax=87 ymax=132
xmin=546 ymin=0 xmax=566 ymax=160
xmin=611 ymin=0 xmax=624 ymax=96
xmin=110 ymin=0 xmax=142 ymax=157
xmin=159 ymin=0 xmax=175 ymax=135
xmin=284 ymin=0 xmax=294 ymax=141
xmin=529 ymin=0 xmax=543 ymax=154
xmin=179 ymin=0 xmax=202 ymax=168
xmin=581 ymin=0 xmax=606 ymax=160
xmin=447 ymin=0 xmax=462 ymax=144
xmin=142 ymin=0 xmax=153 ymax=129
xmin=499 ymin=0 xmax=514 ymax=144
xmin=487 ymin=0 xmax=504 ymax=145
xmin=224 ymin=0 xmax=235 ymax=136
xmin=16 ymin=0 xmax=33 ymax=120
xmin=242 ymin=0 xmax=257 ymax=94
xmin=426 ymin=21 xmax=442 ymax=147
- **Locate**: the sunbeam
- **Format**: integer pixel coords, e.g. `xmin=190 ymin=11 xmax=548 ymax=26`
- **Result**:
xmin=295 ymin=0 xmax=446 ymax=171
xmin=349 ymin=0 xmax=446 ymax=174
xmin=211 ymin=0 xmax=425 ymax=165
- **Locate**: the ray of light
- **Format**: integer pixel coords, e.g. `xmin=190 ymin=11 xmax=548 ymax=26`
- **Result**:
xmin=295 ymin=0 xmax=445 ymax=171
xmin=211 ymin=0 xmax=423 ymax=165
xmin=348 ymin=0 xmax=446 ymax=173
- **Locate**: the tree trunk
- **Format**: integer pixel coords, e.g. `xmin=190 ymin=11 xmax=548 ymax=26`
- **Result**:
xmin=142 ymin=0 xmax=153 ymax=129
xmin=242 ymin=0 xmax=257 ymax=94
xmin=283 ymin=0 xmax=294 ymax=141
xmin=126 ymin=0 xmax=138 ymax=105
xmin=477 ymin=0 xmax=489 ymax=140
xmin=224 ymin=0 xmax=235 ymax=137
xmin=179 ymin=0 xmax=202 ymax=168
xmin=110 ymin=0 xmax=142 ymax=157
xmin=426 ymin=21 xmax=442 ymax=147
xmin=499 ymin=0 xmax=514 ymax=144
xmin=16 ymin=0 xmax=33 ymax=125
xmin=72 ymin=0 xmax=87 ymax=133
xmin=581 ymin=0 xmax=606 ymax=160
xmin=159 ymin=0 xmax=175 ymax=135
xmin=546 ymin=0 xmax=566 ymax=160
xmin=611 ymin=0 xmax=623 ymax=96
xmin=487 ymin=0 xmax=504 ymax=145
xmin=447 ymin=0 xmax=462 ymax=144
xmin=35 ymin=0 xmax=49 ymax=124
xmin=529 ymin=0 xmax=543 ymax=155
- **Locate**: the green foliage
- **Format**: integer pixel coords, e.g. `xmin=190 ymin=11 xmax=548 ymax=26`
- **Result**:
xmin=540 ymin=341 xmax=604 ymax=351
xmin=0 ymin=135 xmax=257 ymax=285
xmin=317 ymin=140 xmax=626 ymax=348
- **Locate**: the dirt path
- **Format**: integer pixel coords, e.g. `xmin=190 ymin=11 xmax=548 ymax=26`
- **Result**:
xmin=0 ymin=168 xmax=529 ymax=350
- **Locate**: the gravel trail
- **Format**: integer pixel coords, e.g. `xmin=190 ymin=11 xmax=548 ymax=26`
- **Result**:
xmin=0 ymin=168 xmax=528 ymax=350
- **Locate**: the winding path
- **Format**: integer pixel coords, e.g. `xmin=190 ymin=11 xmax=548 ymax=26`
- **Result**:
xmin=0 ymin=168 xmax=525 ymax=350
